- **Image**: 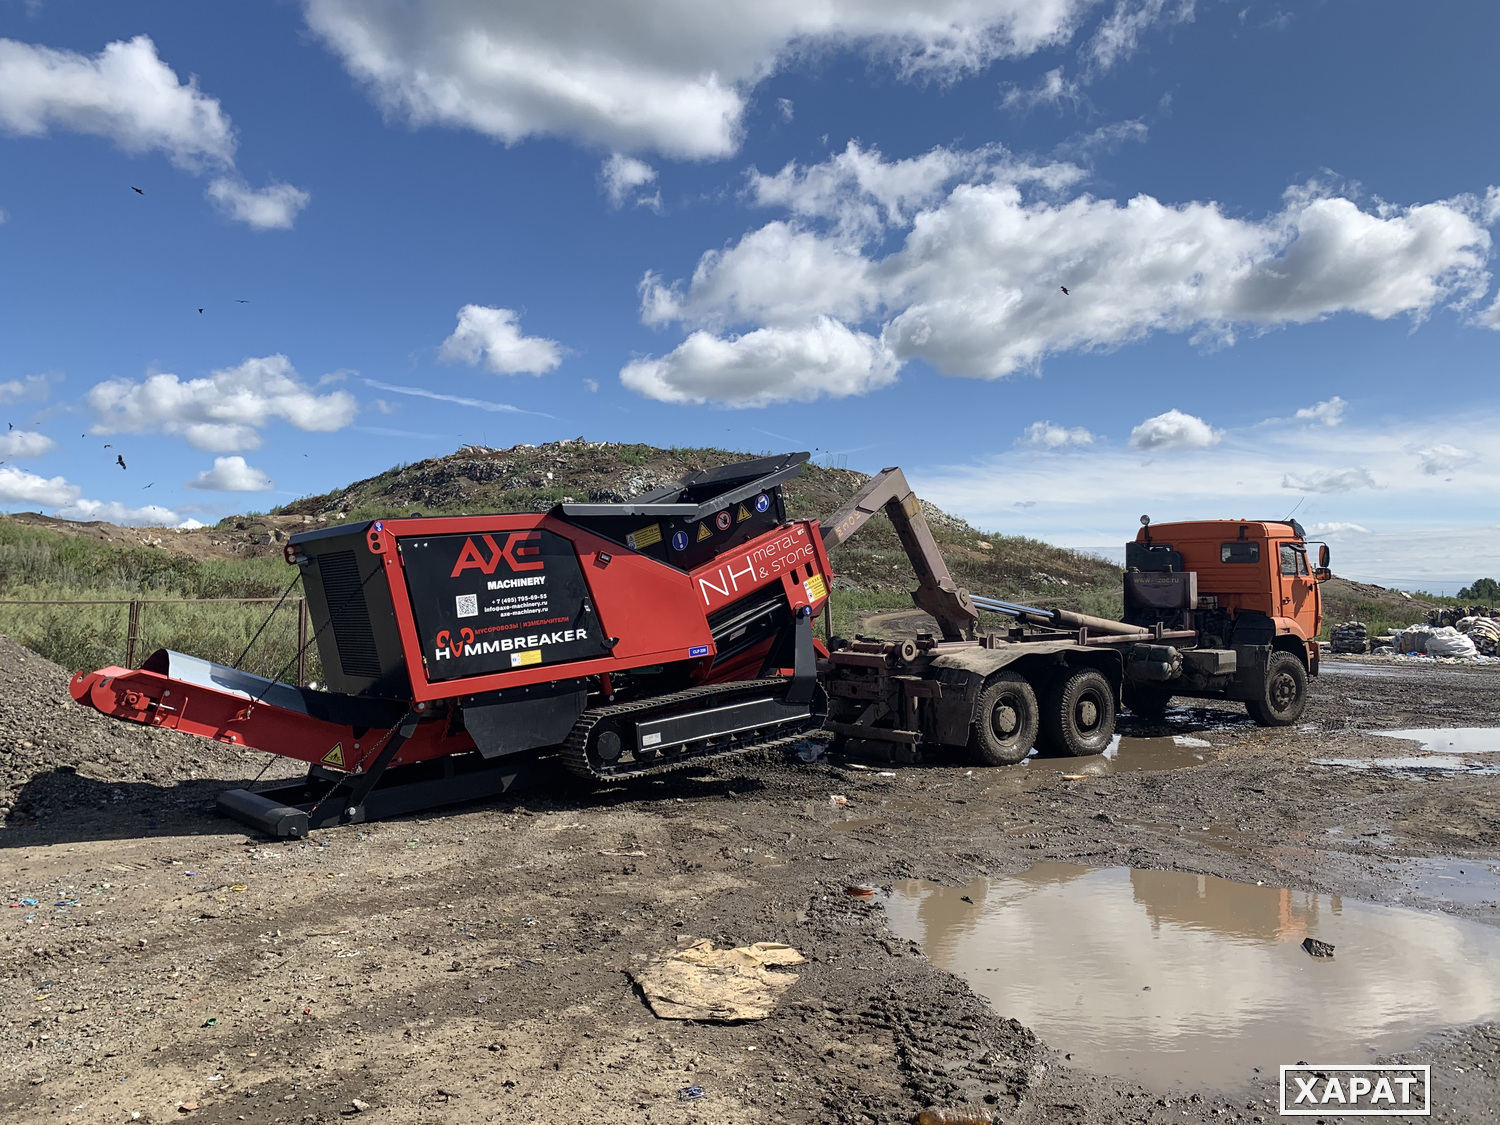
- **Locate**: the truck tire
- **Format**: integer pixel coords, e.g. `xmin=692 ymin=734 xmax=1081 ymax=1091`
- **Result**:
xmin=1123 ymin=685 xmax=1173 ymax=721
xmin=1246 ymin=651 xmax=1307 ymax=726
xmin=969 ymin=672 xmax=1039 ymax=766
xmin=1040 ymin=668 xmax=1116 ymax=757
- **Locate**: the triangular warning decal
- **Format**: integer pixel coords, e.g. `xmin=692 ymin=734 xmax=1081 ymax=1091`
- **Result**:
xmin=322 ymin=743 xmax=345 ymax=768
xmin=696 ymin=521 xmax=712 ymax=542
xmin=737 ymin=504 xmax=752 ymax=522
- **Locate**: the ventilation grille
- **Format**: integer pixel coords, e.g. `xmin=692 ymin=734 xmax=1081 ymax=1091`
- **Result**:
xmin=318 ymin=549 xmax=383 ymax=679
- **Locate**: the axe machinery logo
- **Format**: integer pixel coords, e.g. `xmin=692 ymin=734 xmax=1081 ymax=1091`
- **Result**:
xmin=1279 ymin=1065 xmax=1431 ymax=1116
xmin=449 ymin=530 xmax=544 ymax=577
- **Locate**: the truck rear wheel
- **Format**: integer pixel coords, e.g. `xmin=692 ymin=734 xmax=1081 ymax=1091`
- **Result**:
xmin=1246 ymin=651 xmax=1307 ymax=726
xmin=969 ymin=672 xmax=1039 ymax=766
xmin=1040 ymin=668 xmax=1116 ymax=757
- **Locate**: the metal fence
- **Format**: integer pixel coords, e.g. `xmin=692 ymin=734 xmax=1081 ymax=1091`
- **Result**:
xmin=0 ymin=596 xmax=312 ymax=682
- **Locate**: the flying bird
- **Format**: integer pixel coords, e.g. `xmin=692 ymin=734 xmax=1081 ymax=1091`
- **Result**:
xmin=1060 ymin=286 xmax=1070 ymax=295
xmin=143 ymin=483 xmax=154 ymax=490
xmin=104 ymin=444 xmax=113 ymax=449
xmin=234 ymin=299 xmax=249 ymax=303
xmin=116 ymin=454 xmax=127 ymax=470
xmin=132 ymin=187 xmax=144 ymax=195
xmin=6 ymin=422 xmax=11 ymax=430
xmin=198 ymin=308 xmax=204 ymax=314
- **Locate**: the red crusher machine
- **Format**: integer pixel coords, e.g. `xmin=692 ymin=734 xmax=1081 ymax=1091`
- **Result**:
xmin=70 ymin=454 xmax=834 ymax=837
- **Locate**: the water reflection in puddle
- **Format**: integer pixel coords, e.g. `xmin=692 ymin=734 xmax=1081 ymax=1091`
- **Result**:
xmin=1033 ymin=734 xmax=1215 ymax=776
xmin=1383 ymin=857 xmax=1500 ymax=909
xmin=884 ymin=863 xmax=1500 ymax=1093
xmin=1375 ymin=727 xmax=1500 ymax=754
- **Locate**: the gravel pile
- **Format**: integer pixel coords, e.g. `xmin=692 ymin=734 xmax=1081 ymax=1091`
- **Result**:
xmin=0 ymin=635 xmax=289 ymax=824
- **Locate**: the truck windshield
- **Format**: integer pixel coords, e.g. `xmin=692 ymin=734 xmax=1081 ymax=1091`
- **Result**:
xmin=1220 ymin=542 xmax=1259 ymax=564
xmin=1279 ymin=543 xmax=1308 ymax=576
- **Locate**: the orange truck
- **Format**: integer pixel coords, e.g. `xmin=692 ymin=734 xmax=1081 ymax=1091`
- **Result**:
xmin=1115 ymin=517 xmax=1327 ymax=724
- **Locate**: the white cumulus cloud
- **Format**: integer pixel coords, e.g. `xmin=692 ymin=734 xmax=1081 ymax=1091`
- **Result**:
xmin=87 ymin=354 xmax=358 ymax=452
xmin=0 ymin=35 xmax=308 ymax=228
xmin=1415 ymin=443 xmax=1478 ymax=476
xmin=1293 ymin=396 xmax=1347 ymax=426
xmin=1308 ymin=522 xmax=1370 ymax=536
xmin=185 ymin=456 xmax=276 ymax=492
xmin=1128 ymin=409 xmax=1219 ymax=450
xmin=205 ymin=178 xmax=311 ymax=231
xmin=620 ymin=317 xmax=899 ymax=407
xmin=56 ymin=498 xmax=181 ymax=526
xmin=1019 ymin=420 xmax=1095 ymax=449
xmin=601 ymin=153 xmax=660 ymax=210
xmin=303 ymin=0 xmax=1099 ymax=159
xmin=1282 ymin=467 xmax=1378 ymax=493
xmin=0 ymin=430 xmax=54 ymax=458
xmin=629 ymin=144 xmax=1495 ymax=403
xmin=439 ymin=305 xmax=563 ymax=376
xmin=0 ymin=465 xmax=78 ymax=507
xmin=0 ymin=373 xmax=54 ymax=403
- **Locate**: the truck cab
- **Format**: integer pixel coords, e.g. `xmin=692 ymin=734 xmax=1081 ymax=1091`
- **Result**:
xmin=1122 ymin=518 xmax=1329 ymax=724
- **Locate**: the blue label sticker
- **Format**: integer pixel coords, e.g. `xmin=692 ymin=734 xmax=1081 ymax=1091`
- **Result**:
xmin=688 ymin=645 xmax=710 ymax=658
xmin=671 ymin=530 xmax=689 ymax=552
xmin=373 ymin=520 xmax=384 ymax=531
xmin=754 ymin=493 xmax=770 ymax=513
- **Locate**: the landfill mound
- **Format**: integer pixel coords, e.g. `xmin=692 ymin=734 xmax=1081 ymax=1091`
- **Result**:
xmin=3 ymin=439 xmax=1123 ymax=605
xmin=0 ymin=636 xmax=287 ymax=825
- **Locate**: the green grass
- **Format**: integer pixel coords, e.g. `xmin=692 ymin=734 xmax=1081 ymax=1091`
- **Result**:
xmin=0 ymin=518 xmax=320 ymax=681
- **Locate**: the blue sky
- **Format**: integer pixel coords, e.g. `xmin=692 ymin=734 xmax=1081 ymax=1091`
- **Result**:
xmin=1 ymin=1 xmax=1497 ymax=590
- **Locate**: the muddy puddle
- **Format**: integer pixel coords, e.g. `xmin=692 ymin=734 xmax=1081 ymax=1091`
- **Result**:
xmin=884 ymin=862 xmax=1500 ymax=1093
xmin=1381 ymin=856 xmax=1500 ymax=909
xmin=1030 ymin=733 xmax=1215 ymax=776
xmin=1375 ymin=727 xmax=1500 ymax=754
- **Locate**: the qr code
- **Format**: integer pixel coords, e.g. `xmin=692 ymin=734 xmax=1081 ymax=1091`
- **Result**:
xmin=455 ymin=593 xmax=479 ymax=618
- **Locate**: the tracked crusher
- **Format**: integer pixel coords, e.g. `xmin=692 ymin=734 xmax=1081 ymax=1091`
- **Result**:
xmin=71 ymin=454 xmax=845 ymax=836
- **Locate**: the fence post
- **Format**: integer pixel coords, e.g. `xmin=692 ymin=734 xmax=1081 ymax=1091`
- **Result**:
xmin=126 ymin=600 xmax=142 ymax=668
xmin=297 ymin=597 xmax=309 ymax=685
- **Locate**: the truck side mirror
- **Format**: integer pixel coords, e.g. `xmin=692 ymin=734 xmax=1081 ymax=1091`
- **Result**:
xmin=1318 ymin=544 xmax=1330 ymax=568
xmin=1315 ymin=567 xmax=1331 ymax=582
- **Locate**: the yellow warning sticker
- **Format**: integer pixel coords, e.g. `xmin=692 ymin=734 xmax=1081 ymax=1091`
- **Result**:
xmin=737 ymin=503 xmax=752 ymax=522
xmin=696 ymin=521 xmax=712 ymax=542
xmin=322 ymin=742 xmax=345 ymax=768
xmin=804 ymin=573 xmax=828 ymax=602
xmin=626 ymin=523 xmax=662 ymax=550
xmin=510 ymin=649 xmax=543 ymax=667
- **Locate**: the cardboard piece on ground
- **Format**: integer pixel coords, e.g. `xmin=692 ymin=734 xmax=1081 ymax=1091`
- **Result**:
xmin=632 ymin=939 xmax=806 ymax=1021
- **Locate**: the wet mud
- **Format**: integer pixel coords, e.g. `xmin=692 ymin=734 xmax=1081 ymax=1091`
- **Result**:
xmin=3 ymin=654 xmax=1500 ymax=1123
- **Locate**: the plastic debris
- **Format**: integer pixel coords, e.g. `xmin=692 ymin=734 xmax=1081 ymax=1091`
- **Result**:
xmin=632 ymin=939 xmax=806 ymax=1021
xmin=917 ymin=1106 xmax=992 ymax=1124
xmin=844 ymin=885 xmax=876 ymax=898
xmin=828 ymin=794 xmax=848 ymax=807
xmin=1302 ymin=937 xmax=1335 ymax=958
xmin=201 ymin=1018 xmax=216 ymax=1027
xmin=678 ymin=1086 xmax=705 ymax=1101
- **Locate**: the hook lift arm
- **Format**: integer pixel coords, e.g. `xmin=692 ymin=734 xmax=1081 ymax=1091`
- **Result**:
xmin=820 ymin=466 xmax=981 ymax=642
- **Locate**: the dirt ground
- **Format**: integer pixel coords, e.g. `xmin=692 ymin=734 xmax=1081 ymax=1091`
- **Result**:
xmin=3 ymin=638 xmax=1499 ymax=1125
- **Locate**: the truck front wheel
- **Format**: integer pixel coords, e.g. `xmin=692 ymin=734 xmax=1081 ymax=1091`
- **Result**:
xmin=1246 ymin=651 xmax=1308 ymax=726
xmin=1041 ymin=668 xmax=1117 ymax=757
xmin=969 ymin=672 xmax=1040 ymax=766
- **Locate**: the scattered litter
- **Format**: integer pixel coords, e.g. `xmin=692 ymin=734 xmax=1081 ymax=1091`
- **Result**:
xmin=177 ymin=1103 xmax=198 ymax=1114
xmin=599 ymin=849 xmax=648 ymax=857
xmin=678 ymin=1086 xmax=705 ymax=1101
xmin=632 ymin=939 xmax=806 ymax=1021
xmin=878 ymin=771 xmax=897 ymax=777
xmin=844 ymin=885 xmax=877 ymax=898
xmin=348 ymin=1098 xmax=372 ymax=1113
xmin=828 ymin=794 xmax=848 ymax=807
xmin=18 ymin=898 xmax=37 ymax=906
xmin=916 ymin=1106 xmax=992 ymax=1124
xmin=1302 ymin=937 xmax=1335 ymax=958
xmin=201 ymin=1018 xmax=216 ymax=1027
xmin=1061 ymin=774 xmax=1086 ymax=781
xmin=960 ymin=895 xmax=974 ymax=904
